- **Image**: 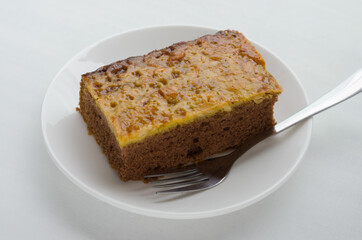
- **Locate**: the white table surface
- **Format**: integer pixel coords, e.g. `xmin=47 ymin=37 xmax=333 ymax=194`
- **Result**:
xmin=1 ymin=0 xmax=362 ymax=239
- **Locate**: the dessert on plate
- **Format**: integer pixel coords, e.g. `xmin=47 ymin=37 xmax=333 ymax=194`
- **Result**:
xmin=78 ymin=30 xmax=282 ymax=181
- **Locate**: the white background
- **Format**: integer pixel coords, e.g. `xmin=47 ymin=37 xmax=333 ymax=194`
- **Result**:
xmin=1 ymin=0 xmax=362 ymax=239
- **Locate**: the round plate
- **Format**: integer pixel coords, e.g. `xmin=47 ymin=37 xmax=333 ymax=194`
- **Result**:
xmin=41 ymin=25 xmax=312 ymax=219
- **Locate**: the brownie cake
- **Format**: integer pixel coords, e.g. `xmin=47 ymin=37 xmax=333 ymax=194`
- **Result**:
xmin=79 ymin=30 xmax=283 ymax=181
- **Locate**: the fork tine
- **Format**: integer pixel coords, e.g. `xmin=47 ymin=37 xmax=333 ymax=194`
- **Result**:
xmin=156 ymin=175 xmax=228 ymax=194
xmin=149 ymin=172 xmax=203 ymax=184
xmin=153 ymin=177 xmax=209 ymax=189
xmin=144 ymin=168 xmax=199 ymax=178
xmin=156 ymin=182 xmax=210 ymax=194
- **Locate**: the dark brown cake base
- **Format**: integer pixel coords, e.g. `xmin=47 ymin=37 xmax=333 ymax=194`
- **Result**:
xmin=79 ymin=81 xmax=278 ymax=181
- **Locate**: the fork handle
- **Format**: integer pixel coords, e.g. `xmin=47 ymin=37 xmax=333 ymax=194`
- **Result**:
xmin=274 ymin=68 xmax=362 ymax=133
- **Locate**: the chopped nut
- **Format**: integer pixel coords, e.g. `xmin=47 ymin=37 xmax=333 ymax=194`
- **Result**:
xmin=171 ymin=70 xmax=180 ymax=78
xmin=132 ymin=70 xmax=142 ymax=77
xmin=109 ymin=64 xmax=128 ymax=74
xmin=153 ymin=68 xmax=166 ymax=77
xmin=141 ymin=97 xmax=150 ymax=106
xmin=134 ymin=80 xmax=142 ymax=87
xmin=158 ymin=87 xmax=179 ymax=104
xmin=149 ymin=82 xmax=158 ymax=88
xmin=175 ymin=108 xmax=186 ymax=116
xmin=126 ymin=94 xmax=134 ymax=100
xmin=158 ymin=78 xmax=168 ymax=85
xmin=250 ymin=76 xmax=263 ymax=82
xmin=94 ymin=81 xmax=103 ymax=88
xmin=168 ymin=52 xmax=185 ymax=62
xmin=209 ymin=56 xmax=222 ymax=61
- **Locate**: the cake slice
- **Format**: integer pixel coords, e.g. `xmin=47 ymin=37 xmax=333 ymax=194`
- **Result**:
xmin=79 ymin=30 xmax=282 ymax=181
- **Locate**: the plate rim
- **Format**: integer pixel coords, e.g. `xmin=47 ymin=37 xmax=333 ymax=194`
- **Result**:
xmin=41 ymin=24 xmax=312 ymax=219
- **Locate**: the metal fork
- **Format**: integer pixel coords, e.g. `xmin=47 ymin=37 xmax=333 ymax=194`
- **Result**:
xmin=144 ymin=69 xmax=362 ymax=194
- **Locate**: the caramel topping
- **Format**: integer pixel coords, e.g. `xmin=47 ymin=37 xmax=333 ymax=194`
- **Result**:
xmin=82 ymin=30 xmax=282 ymax=147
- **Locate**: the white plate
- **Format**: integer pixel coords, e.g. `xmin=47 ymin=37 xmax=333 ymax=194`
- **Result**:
xmin=41 ymin=25 xmax=312 ymax=219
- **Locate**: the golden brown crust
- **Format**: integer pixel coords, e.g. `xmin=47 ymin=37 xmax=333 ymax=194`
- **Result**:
xmin=81 ymin=30 xmax=282 ymax=147
xmin=83 ymin=30 xmax=265 ymax=77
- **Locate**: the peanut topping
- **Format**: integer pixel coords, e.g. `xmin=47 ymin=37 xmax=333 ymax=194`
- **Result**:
xmin=159 ymin=87 xmax=179 ymax=104
xmin=82 ymin=30 xmax=282 ymax=147
xmin=168 ymin=52 xmax=185 ymax=62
